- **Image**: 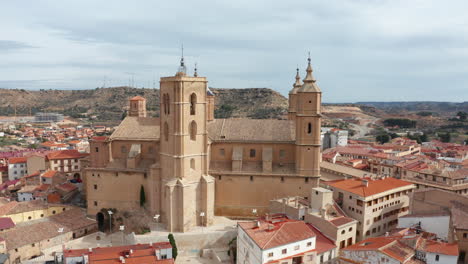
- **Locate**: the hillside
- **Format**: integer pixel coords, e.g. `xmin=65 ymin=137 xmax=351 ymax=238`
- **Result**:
xmin=0 ymin=87 xmax=289 ymax=123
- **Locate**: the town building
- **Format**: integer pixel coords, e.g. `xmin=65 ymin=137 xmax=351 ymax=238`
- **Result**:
xmin=237 ymin=214 xmax=336 ymax=264
xmin=0 ymin=208 xmax=96 ymax=263
xmin=325 ymin=177 xmax=415 ymax=241
xmin=59 ymin=242 xmax=174 ymax=264
xmin=408 ymin=189 xmax=468 ymax=263
xmin=270 ymin=187 xmax=358 ymax=250
xmin=7 ymin=157 xmax=27 ymax=181
xmin=340 ymin=229 xmax=459 ymax=264
xmin=321 ymin=128 xmax=348 ymax=150
xmin=85 ymin=56 xmax=324 ymax=232
xmin=46 ymin=150 xmax=86 ymax=179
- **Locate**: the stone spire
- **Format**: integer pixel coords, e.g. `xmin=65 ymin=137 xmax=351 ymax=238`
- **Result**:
xmin=298 ymin=53 xmax=321 ymax=93
xmin=289 ymin=67 xmax=302 ymax=95
xmin=177 ymin=44 xmax=187 ymax=75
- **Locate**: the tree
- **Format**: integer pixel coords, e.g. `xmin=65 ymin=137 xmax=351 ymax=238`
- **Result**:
xmin=457 ymin=111 xmax=467 ymax=121
xmin=439 ymin=132 xmax=451 ymax=143
xmin=139 ymin=185 xmax=146 ymax=207
xmin=376 ymin=134 xmax=390 ymax=144
xmin=168 ymin=233 xmax=178 ymax=260
xmin=121 ymin=110 xmax=127 ymax=120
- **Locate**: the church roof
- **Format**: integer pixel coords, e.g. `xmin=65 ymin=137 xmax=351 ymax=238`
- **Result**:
xmin=110 ymin=116 xmax=160 ymax=141
xmin=207 ymin=118 xmax=295 ymax=142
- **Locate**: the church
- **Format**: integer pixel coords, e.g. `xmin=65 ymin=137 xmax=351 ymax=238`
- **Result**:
xmin=85 ymin=55 xmax=323 ymax=232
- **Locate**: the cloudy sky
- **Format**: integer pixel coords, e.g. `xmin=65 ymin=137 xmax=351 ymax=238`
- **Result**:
xmin=1 ymin=0 xmax=467 ymax=102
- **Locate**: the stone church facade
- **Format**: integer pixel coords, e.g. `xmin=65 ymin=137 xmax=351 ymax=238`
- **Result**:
xmin=85 ymin=56 xmax=323 ymax=232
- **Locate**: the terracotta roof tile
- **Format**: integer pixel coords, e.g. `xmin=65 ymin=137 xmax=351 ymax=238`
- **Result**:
xmin=47 ymin=150 xmax=84 ymax=160
xmin=8 ymin=157 xmax=27 ymax=164
xmin=326 ymin=177 xmax=414 ymax=197
xmin=238 ymin=217 xmax=316 ymax=249
xmin=42 ymin=170 xmax=57 ymax=178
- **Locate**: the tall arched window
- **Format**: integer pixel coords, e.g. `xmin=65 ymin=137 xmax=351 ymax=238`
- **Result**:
xmin=164 ymin=122 xmax=169 ymax=141
xmin=190 ymin=93 xmax=197 ymax=115
xmin=162 ymin=94 xmax=166 ymax=114
xmin=190 ymin=158 xmax=195 ymax=169
xmin=163 ymin=94 xmax=170 ymax=115
xmin=190 ymin=121 xmax=197 ymax=141
xmin=307 ymin=123 xmax=312 ymax=134
xmin=167 ymin=94 xmax=171 ymax=114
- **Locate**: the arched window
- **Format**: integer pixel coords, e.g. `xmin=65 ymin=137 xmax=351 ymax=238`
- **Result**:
xmin=190 ymin=121 xmax=197 ymax=141
xmin=162 ymin=94 xmax=166 ymax=114
xmin=166 ymin=94 xmax=170 ymax=114
xmin=307 ymin=123 xmax=312 ymax=134
xmin=163 ymin=94 xmax=170 ymax=115
xmin=190 ymin=158 xmax=195 ymax=169
xmin=164 ymin=122 xmax=169 ymax=141
xmin=190 ymin=93 xmax=197 ymax=115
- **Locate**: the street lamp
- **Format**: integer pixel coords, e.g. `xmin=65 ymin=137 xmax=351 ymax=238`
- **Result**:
xmin=57 ymin=227 xmax=64 ymax=263
xmin=107 ymin=210 xmax=113 ymax=234
xmin=119 ymin=225 xmax=125 ymax=245
xmin=154 ymin=214 xmax=160 ymax=234
xmin=200 ymin=212 xmax=205 ymax=232
xmin=58 ymin=227 xmax=64 ymax=250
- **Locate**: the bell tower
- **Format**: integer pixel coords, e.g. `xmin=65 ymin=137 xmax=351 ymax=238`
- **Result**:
xmin=159 ymin=53 xmax=214 ymax=232
xmin=295 ymin=56 xmax=322 ymax=185
xmin=129 ymin=96 xmax=147 ymax=117
xmin=288 ymin=68 xmax=302 ymax=120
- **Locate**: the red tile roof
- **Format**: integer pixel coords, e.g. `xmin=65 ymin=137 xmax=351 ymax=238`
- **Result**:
xmin=55 ymin=183 xmax=77 ymax=193
xmin=326 ymin=177 xmax=414 ymax=197
xmin=47 ymin=150 xmax=84 ymax=160
xmin=42 ymin=170 xmax=57 ymax=178
xmin=8 ymin=157 xmax=27 ymax=164
xmin=307 ymin=225 xmax=336 ymax=253
xmin=64 ymin=243 xmax=173 ymax=264
xmin=130 ymin=96 xmax=146 ymax=101
xmin=238 ymin=216 xmax=316 ymax=250
xmin=92 ymin=136 xmax=108 ymax=141
xmin=0 ymin=217 xmax=15 ymax=230
xmin=420 ymin=240 xmax=458 ymax=256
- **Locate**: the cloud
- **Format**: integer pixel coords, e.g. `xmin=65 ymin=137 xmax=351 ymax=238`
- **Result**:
xmin=0 ymin=40 xmax=36 ymax=51
xmin=0 ymin=0 xmax=467 ymax=102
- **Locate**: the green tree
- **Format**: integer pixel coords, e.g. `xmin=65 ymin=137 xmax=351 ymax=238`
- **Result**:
xmin=121 ymin=110 xmax=127 ymax=120
xmin=439 ymin=132 xmax=451 ymax=143
xmin=376 ymin=134 xmax=390 ymax=144
xmin=457 ymin=111 xmax=467 ymax=121
xmin=140 ymin=185 xmax=146 ymax=207
xmin=168 ymin=233 xmax=178 ymax=260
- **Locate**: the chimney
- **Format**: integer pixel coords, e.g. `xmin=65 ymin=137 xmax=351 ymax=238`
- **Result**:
xmin=320 ymin=208 xmax=327 ymax=219
xmin=265 ymin=213 xmax=271 ymax=222
xmin=255 ymin=221 xmax=261 ymax=228
xmin=88 ymin=248 xmax=92 ymax=253
xmin=129 ymin=249 xmax=133 ymax=255
xmin=362 ymin=179 xmax=369 ymax=187
xmin=385 ymin=232 xmax=389 ymax=237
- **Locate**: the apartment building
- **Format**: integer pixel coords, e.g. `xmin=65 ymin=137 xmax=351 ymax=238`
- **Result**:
xmin=325 ymin=177 xmax=415 ymax=241
xmin=270 ymin=187 xmax=358 ymax=250
xmin=7 ymin=157 xmax=27 ymax=180
xmin=237 ymin=215 xmax=336 ymax=264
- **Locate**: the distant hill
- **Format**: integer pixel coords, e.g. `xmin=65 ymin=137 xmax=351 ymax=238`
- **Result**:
xmin=0 ymin=87 xmax=289 ymax=123
xmin=355 ymin=101 xmax=468 ymax=113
